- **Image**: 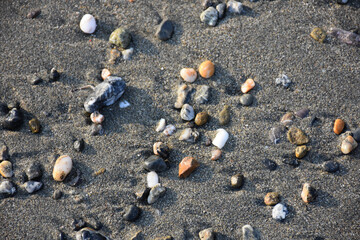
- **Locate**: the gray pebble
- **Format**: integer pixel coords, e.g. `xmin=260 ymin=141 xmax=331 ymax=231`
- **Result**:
xmin=242 ymin=225 xmax=259 ymax=240
xmin=26 ymin=162 xmax=42 ymax=180
xmin=240 ymin=94 xmax=253 ymax=106
xmin=0 ymin=180 xmax=16 ymax=196
xmin=175 ymin=84 xmax=192 ymax=109
xmin=53 ymin=190 xmax=63 ymax=200
xmin=23 ymin=181 xmax=43 ymax=193
xmin=155 ymin=19 xmax=174 ymax=41
xmin=123 ymin=205 xmax=141 ymax=222
xmin=180 ymin=104 xmax=195 ymax=121
xmin=295 ymin=108 xmax=309 ymax=118
xmin=0 ymin=145 xmax=10 ymax=161
xmin=227 ymin=0 xmax=243 ymax=14
xmin=195 ymin=85 xmax=210 ymax=104
xmin=200 ymin=7 xmax=218 ymax=27
xmin=74 ymin=139 xmax=85 ymax=152
xmin=147 ymin=183 xmax=166 ymax=204
xmin=144 ymin=155 xmax=167 ymax=172
xmin=90 ymin=124 xmax=104 ymax=136
xmin=269 ymin=126 xmax=285 ymax=144
xmin=353 ymin=128 xmax=360 ymax=142
xmin=275 ymin=74 xmax=291 ymax=88
xmin=216 ymin=3 xmax=226 ymax=19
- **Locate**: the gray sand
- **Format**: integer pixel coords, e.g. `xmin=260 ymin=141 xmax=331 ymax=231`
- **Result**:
xmin=0 ymin=0 xmax=359 ymax=239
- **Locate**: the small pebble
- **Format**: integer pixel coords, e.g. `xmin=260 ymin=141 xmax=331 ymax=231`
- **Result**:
xmin=155 ymin=19 xmax=174 ymax=41
xmin=333 ymin=119 xmax=345 ymax=135
xmin=69 ymin=169 xmax=81 ymax=187
xmin=53 ymin=155 xmax=73 ymax=182
xmin=275 ymin=74 xmax=291 ymax=88
xmin=2 ymin=108 xmax=23 ymax=130
xmin=280 ymin=112 xmax=294 ymax=126
xmin=175 ymin=84 xmax=192 ymax=109
xmin=341 ymin=135 xmax=358 ymax=154
xmin=199 ymin=60 xmax=215 ymax=78
xmin=94 ymin=168 xmax=106 ymax=176
xmin=23 ymin=181 xmax=43 ymax=193
xmin=163 ymin=124 xmax=176 ymax=136
xmin=144 ymin=155 xmax=167 ymax=172
xmin=109 ymin=27 xmax=132 ymax=49
xmin=122 ymin=47 xmax=134 ymax=60
xmin=195 ymin=112 xmax=209 ymax=126
xmin=205 ymin=137 xmax=212 ymax=146
xmin=219 ymin=105 xmax=230 ymax=125
xmin=242 ymin=224 xmax=258 ymax=240
xmin=153 ymin=142 xmax=170 ymax=158
xmin=180 ymin=68 xmax=197 ymax=83
xmin=282 ymin=158 xmax=300 ymax=167
xmin=26 ymin=162 xmax=42 ymax=180
xmin=156 ymin=118 xmax=166 ymax=132
xmin=200 ymin=7 xmax=219 ymax=27
xmin=49 ymin=68 xmax=60 ymax=82
xmin=227 ymin=0 xmax=243 ymax=14
xmin=179 ymin=157 xmax=199 ymax=178
xmin=199 ymin=228 xmax=215 ymax=240
xmin=263 ymin=159 xmax=277 ymax=171
xmin=240 ymin=94 xmax=253 ymax=106
xmin=179 ymin=128 xmax=199 ymax=143
xmin=295 ymin=145 xmax=308 ymax=159
xmin=31 ymin=76 xmax=42 ymax=85
xmin=0 ymin=180 xmax=16 ymax=196
xmin=212 ymin=128 xmax=229 ymax=149
xmin=29 ymin=118 xmax=41 ymax=133
xmin=90 ymin=111 xmax=104 ymax=124
xmin=53 ymin=190 xmax=63 ymax=200
xmin=310 ymin=27 xmax=326 ymax=43
xmin=0 ymin=145 xmax=10 ymax=161
xmin=123 ymin=205 xmax=141 ymax=222
xmin=264 ymin=192 xmax=280 ymax=206
xmin=0 ymin=161 xmax=13 ymax=178
xmin=180 ymin=104 xmax=195 ymax=121
xmin=295 ymin=108 xmax=309 ymax=118
xmin=301 ymin=183 xmax=317 ymax=203
xmin=79 ymin=14 xmax=97 ymax=34
xmin=27 ymin=9 xmax=41 ymax=19
xmin=101 ymin=68 xmax=111 ymax=80
xmin=337 ymin=0 xmax=348 ymax=4
xmin=75 ymin=227 xmax=108 ymax=240
xmin=287 ymin=127 xmax=309 ymax=145
xmin=147 ymin=171 xmax=159 ymax=188
xmin=323 ymin=161 xmax=339 ymax=173
xmin=119 ymin=100 xmax=130 ymax=108
xmin=272 ymin=203 xmax=288 ymax=221
xmin=231 ymin=173 xmax=244 ymax=189
xmin=90 ymin=124 xmax=104 ymax=136
xmin=216 ymin=3 xmax=226 ymax=19
xmin=74 ymin=139 xmax=85 ymax=152
xmin=109 ymin=48 xmax=121 ymax=64
xmin=201 ymin=0 xmax=213 ymax=9
xmin=135 ymin=187 xmax=151 ymax=203
xmin=241 ymin=79 xmax=255 ymax=93
xmin=211 ymin=149 xmax=221 ymax=161
xmin=353 ymin=128 xmax=360 ymax=142
xmin=147 ymin=183 xmax=166 ymax=204
xmin=195 ymin=85 xmax=210 ymax=104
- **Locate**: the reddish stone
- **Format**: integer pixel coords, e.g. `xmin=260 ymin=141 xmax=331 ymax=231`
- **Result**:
xmin=178 ymin=157 xmax=199 ymax=178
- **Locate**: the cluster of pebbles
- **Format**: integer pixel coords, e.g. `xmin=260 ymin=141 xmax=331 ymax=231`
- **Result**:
xmin=200 ymin=0 xmax=244 ymax=27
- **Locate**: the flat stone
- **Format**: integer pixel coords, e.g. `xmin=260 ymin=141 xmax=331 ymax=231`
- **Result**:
xmin=175 ymin=84 xmax=192 ymax=109
xmin=264 ymin=192 xmax=280 ymax=206
xmin=195 ymin=85 xmax=210 ymax=104
xmin=179 ymin=157 xmax=199 ymax=178
xmin=123 ymin=205 xmax=141 ymax=222
xmin=195 ymin=112 xmax=209 ymax=126
xmin=240 ymin=94 xmax=253 ymax=106
xmin=144 ymin=155 xmax=167 ymax=172
xmin=295 ymin=145 xmax=308 ymax=159
xmin=219 ymin=105 xmax=230 ymax=125
xmin=199 ymin=228 xmax=215 ymax=240
xmin=287 ymin=127 xmax=309 ymax=145
xmin=323 ymin=161 xmax=339 ymax=173
xmin=155 ymin=19 xmax=174 ymax=41
xmin=231 ymin=173 xmax=244 ymax=189
xmin=200 ymin=7 xmax=218 ymax=27
xmin=310 ymin=27 xmax=326 ymax=43
xmin=341 ymin=135 xmax=358 ymax=154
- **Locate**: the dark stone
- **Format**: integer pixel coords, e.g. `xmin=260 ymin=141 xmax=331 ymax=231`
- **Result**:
xmin=2 ymin=108 xmax=23 ymax=130
xmin=216 ymin=3 xmax=226 ymax=19
xmin=323 ymin=161 xmax=339 ymax=173
xmin=0 ymin=102 xmax=8 ymax=116
xmin=283 ymin=158 xmax=300 ymax=167
xmin=202 ymin=0 xmax=214 ymax=9
xmin=31 ymin=76 xmax=42 ymax=85
xmin=68 ymin=169 xmax=81 ymax=187
xmin=72 ymin=218 xmax=86 ymax=231
xmin=155 ymin=19 xmax=174 ymax=41
xmin=58 ymin=231 xmax=66 ymax=240
xmin=240 ymin=94 xmax=253 ymax=106
xmin=27 ymin=9 xmax=41 ymax=19
xmin=353 ymin=128 xmax=360 ymax=142
xmin=135 ymin=187 xmax=151 ymax=203
xmin=144 ymin=155 xmax=167 ymax=172
xmin=263 ymin=159 xmax=277 ymax=171
xmin=0 ymin=145 xmax=10 ymax=161
xmin=76 ymin=228 xmax=107 ymax=240
xmin=74 ymin=139 xmax=85 ymax=152
xmin=90 ymin=124 xmax=104 ymax=136
xmin=295 ymin=108 xmax=309 ymax=118
xmin=26 ymin=162 xmax=42 ymax=180
xmin=336 ymin=0 xmax=348 ymax=4
xmin=49 ymin=68 xmax=60 ymax=82
xmin=53 ymin=190 xmax=63 ymax=200
xmin=123 ymin=205 xmax=141 ymax=222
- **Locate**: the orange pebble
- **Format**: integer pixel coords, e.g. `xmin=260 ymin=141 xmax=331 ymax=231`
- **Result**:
xmin=198 ymin=60 xmax=215 ymax=78
xmin=241 ymin=78 xmax=255 ymax=93
xmin=333 ymin=119 xmax=345 ymax=135
xmin=101 ymin=68 xmax=111 ymax=80
xmin=179 ymin=157 xmax=199 ymax=178
xmin=180 ymin=68 xmax=197 ymax=83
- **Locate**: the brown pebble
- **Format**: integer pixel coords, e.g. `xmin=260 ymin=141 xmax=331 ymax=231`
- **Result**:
xmin=231 ymin=173 xmax=244 ymax=189
xmin=264 ymin=192 xmax=280 ymax=206
xmin=198 ymin=60 xmax=215 ymax=78
xmin=195 ymin=112 xmax=209 ymax=126
xmin=280 ymin=112 xmax=294 ymax=126
xmin=219 ymin=105 xmax=230 ymax=125
xmin=301 ymin=183 xmax=317 ymax=203
xmin=241 ymin=78 xmax=255 ymax=93
xmin=94 ymin=168 xmax=106 ymax=176
xmin=341 ymin=135 xmax=358 ymax=154
xmin=179 ymin=157 xmax=199 ymax=178
xmin=287 ymin=127 xmax=309 ymax=145
xmin=29 ymin=118 xmax=41 ymax=133
xmin=310 ymin=27 xmax=326 ymax=43
xmin=211 ymin=149 xmax=221 ymax=161
xmin=27 ymin=9 xmax=41 ymax=19
xmin=295 ymin=145 xmax=308 ymax=159
xmin=333 ymin=119 xmax=345 ymax=135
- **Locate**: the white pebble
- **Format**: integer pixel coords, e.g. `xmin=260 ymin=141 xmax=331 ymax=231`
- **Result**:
xmin=90 ymin=111 xmax=104 ymax=124
xmin=119 ymin=100 xmax=130 ymax=108
xmin=53 ymin=155 xmax=73 ymax=181
xmin=212 ymin=129 xmax=229 ymax=149
xmin=272 ymin=203 xmax=288 ymax=220
xmin=163 ymin=124 xmax=176 ymax=136
xmin=122 ymin=48 xmax=134 ymax=60
xmin=227 ymin=0 xmax=243 ymax=14
xmin=156 ymin=118 xmax=166 ymax=132
xmin=79 ymin=14 xmax=96 ymax=34
xmin=147 ymin=171 xmax=159 ymax=188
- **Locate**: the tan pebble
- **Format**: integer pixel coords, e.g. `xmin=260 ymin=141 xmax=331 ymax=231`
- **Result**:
xmin=53 ymin=155 xmax=73 ymax=181
xmin=219 ymin=105 xmax=230 ymax=125
xmin=231 ymin=173 xmax=244 ymax=189
xmin=310 ymin=27 xmax=326 ymax=43
xmin=301 ymin=183 xmax=317 ymax=203
xmin=180 ymin=68 xmax=197 ymax=83
xmin=29 ymin=118 xmax=41 ymax=133
xmin=333 ymin=119 xmax=345 ymax=135
xmin=0 ymin=160 xmax=13 ymax=178
xmin=194 ymin=112 xmax=209 ymax=126
xmin=179 ymin=157 xmax=199 ymax=178
xmin=101 ymin=68 xmax=111 ymax=80
xmin=341 ymin=135 xmax=358 ymax=154
xmin=198 ymin=60 xmax=215 ymax=78
xmin=295 ymin=145 xmax=308 ymax=159
xmin=287 ymin=127 xmax=309 ymax=145
xmin=94 ymin=168 xmax=106 ymax=176
xmin=280 ymin=112 xmax=294 ymax=126
xmin=211 ymin=149 xmax=221 ymax=161
xmin=264 ymin=192 xmax=280 ymax=206
xmin=90 ymin=111 xmax=104 ymax=124
xmin=241 ymin=78 xmax=255 ymax=93
xmin=153 ymin=142 xmax=170 ymax=158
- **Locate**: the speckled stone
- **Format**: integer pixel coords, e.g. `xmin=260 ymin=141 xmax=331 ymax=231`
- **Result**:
xmin=199 ymin=228 xmax=215 ymax=240
xmin=219 ymin=105 xmax=230 ymax=125
xmin=240 ymin=94 xmax=253 ymax=106
xmin=109 ymin=27 xmax=132 ymax=49
xmin=200 ymin=7 xmax=218 ymax=27
xmin=231 ymin=173 xmax=244 ymax=189
xmin=287 ymin=127 xmax=309 ymax=145
xmin=264 ymin=192 xmax=280 ymax=206
xmin=301 ymin=183 xmax=317 ymax=203
xmin=195 ymin=112 xmax=209 ymax=126
xmin=310 ymin=27 xmax=326 ymax=43
xmin=295 ymin=145 xmax=308 ymax=159
xmin=29 ymin=118 xmax=41 ymax=133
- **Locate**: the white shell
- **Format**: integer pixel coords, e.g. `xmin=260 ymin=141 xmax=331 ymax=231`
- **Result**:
xmin=272 ymin=203 xmax=287 ymax=220
xmin=212 ymin=128 xmax=229 ymax=149
xmin=156 ymin=118 xmax=166 ymax=132
xmin=80 ymin=14 xmax=96 ymax=34
xmin=53 ymin=155 xmax=73 ymax=181
xmin=147 ymin=171 xmax=159 ymax=188
xmin=163 ymin=124 xmax=176 ymax=136
xmin=119 ymin=100 xmax=130 ymax=108
xmin=122 ymin=48 xmax=134 ymax=60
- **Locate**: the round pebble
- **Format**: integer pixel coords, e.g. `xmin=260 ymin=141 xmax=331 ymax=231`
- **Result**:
xmin=310 ymin=27 xmax=327 ymax=43
xmin=272 ymin=203 xmax=288 ymax=221
xmin=29 ymin=118 xmax=41 ymax=133
xmin=341 ymin=135 xmax=358 ymax=154
xmin=227 ymin=0 xmax=243 ymax=14
xmin=123 ymin=205 xmax=141 ymax=221
xmin=200 ymin=7 xmax=218 ymax=27
xmin=53 ymin=155 xmax=73 ymax=182
xmin=147 ymin=171 xmax=159 ymax=188
xmin=199 ymin=60 xmax=215 ymax=78
xmin=199 ymin=228 xmax=215 ymax=240
xmin=301 ymin=183 xmax=317 ymax=203
xmin=195 ymin=112 xmax=209 ymax=126
xmin=155 ymin=19 xmax=174 ymax=41
xmin=180 ymin=68 xmax=197 ymax=83
xmin=109 ymin=27 xmax=132 ymax=49
xmin=231 ymin=173 xmax=244 ymax=189
xmin=49 ymin=68 xmax=60 ymax=82
xmin=0 ymin=160 xmax=13 ymax=178
xmin=90 ymin=111 xmax=104 ymax=124
xmin=79 ymin=14 xmax=97 ymax=34
xmin=211 ymin=149 xmax=221 ymax=161
xmin=240 ymin=94 xmax=253 ymax=106
xmin=264 ymin=192 xmax=280 ymax=206
xmin=333 ymin=119 xmax=345 ymax=135
xmin=101 ymin=68 xmax=111 ymax=80
xmin=180 ymin=104 xmax=195 ymax=121
xmin=323 ymin=161 xmax=339 ymax=173
xmin=280 ymin=112 xmax=294 ymax=126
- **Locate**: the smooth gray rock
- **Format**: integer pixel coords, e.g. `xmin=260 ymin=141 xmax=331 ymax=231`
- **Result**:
xmin=200 ymin=7 xmax=218 ymax=27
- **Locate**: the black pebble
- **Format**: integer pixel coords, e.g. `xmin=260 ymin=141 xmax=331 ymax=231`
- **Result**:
xmin=123 ymin=205 xmax=141 ymax=222
xmin=336 ymin=0 xmax=348 ymax=4
xmin=323 ymin=161 xmax=339 ymax=173
xmin=68 ymin=169 xmax=81 ymax=187
xmin=2 ymin=108 xmax=23 ymax=130
xmin=263 ymin=159 xmax=277 ymax=171
xmin=353 ymin=128 xmax=360 ymax=142
xmin=135 ymin=187 xmax=151 ymax=203
xmin=31 ymin=76 xmax=43 ymax=85
xmin=49 ymin=68 xmax=60 ymax=82
xmin=74 ymin=139 xmax=85 ymax=152
xmin=53 ymin=190 xmax=63 ymax=200
xmin=27 ymin=9 xmax=41 ymax=19
xmin=72 ymin=218 xmax=86 ymax=231
xmin=283 ymin=158 xmax=300 ymax=167
xmin=155 ymin=19 xmax=174 ymax=41
xmin=26 ymin=162 xmax=42 ymax=180
xmin=144 ymin=155 xmax=167 ymax=172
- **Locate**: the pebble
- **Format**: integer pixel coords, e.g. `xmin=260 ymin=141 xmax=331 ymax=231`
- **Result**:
xmin=295 ymin=145 xmax=308 ymax=159
xmin=282 ymin=158 xmax=300 ymax=167
xmin=219 ymin=105 xmax=230 ymax=125
xmin=2 ymin=108 xmax=23 ymax=130
xmin=49 ymin=68 xmax=60 ymax=82
xmin=212 ymin=128 xmax=229 ymax=149
xmin=287 ymin=127 xmax=309 ymax=145
xmin=272 ymin=203 xmax=288 ymax=221
xmin=144 ymin=155 xmax=167 ymax=172
xmin=199 ymin=228 xmax=215 ymax=240
xmin=227 ymin=0 xmax=243 ymax=14
xmin=310 ymin=27 xmax=327 ymax=43
xmin=263 ymin=159 xmax=277 ymax=171
xmin=295 ymin=108 xmax=309 ymax=118
xmin=175 ymin=84 xmax=192 ymax=109
xmin=199 ymin=60 xmax=215 ymax=78
xmin=94 ymin=168 xmax=106 ymax=176
xmin=156 ymin=119 xmax=166 ymax=132
xmin=275 ymin=74 xmax=291 ymax=88
xmin=323 ymin=161 xmax=339 ymax=173
xmin=0 ymin=161 xmax=13 ymax=178
xmin=109 ymin=27 xmax=132 ymax=49
xmin=74 ymin=139 xmax=85 ymax=152
xmin=337 ymin=0 xmax=348 ymax=4
xmin=242 ymin=225 xmax=258 ymax=240
xmin=264 ymin=192 xmax=280 ymax=206
xmin=90 ymin=124 xmax=104 ymax=136
xmin=79 ymin=14 xmax=97 ymax=34
xmin=328 ymin=27 xmax=359 ymax=45
xmin=179 ymin=157 xmax=200 ymax=178
xmin=101 ymin=68 xmax=111 ymax=80
xmin=119 ymin=100 xmax=130 ymax=108
xmin=122 ymin=47 xmax=134 ymax=60
xmin=240 ymin=94 xmax=253 ymax=106
xmin=147 ymin=171 xmax=159 ymax=188
xmin=90 ymin=111 xmax=105 ymax=124
xmin=155 ymin=19 xmax=174 ymax=41
xmin=301 ymin=183 xmax=317 ymax=203
xmin=26 ymin=162 xmax=42 ymax=180
xmin=123 ymin=205 xmax=141 ymax=221
xmin=269 ymin=126 xmax=284 ymax=144
xmin=195 ymin=112 xmax=209 ymax=126
xmin=179 ymin=128 xmax=200 ymax=143
xmin=72 ymin=218 xmax=86 ymax=231
xmin=53 ymin=190 xmax=63 ymax=200
xmin=280 ymin=112 xmax=294 ymax=126
xmin=23 ymin=181 xmax=43 ymax=193
xmin=163 ymin=124 xmax=176 ymax=136
xmin=200 ymin=7 xmax=218 ymax=27
xmin=180 ymin=104 xmax=195 ymax=121
xmin=216 ymin=3 xmax=226 ymax=19
xmin=241 ymin=79 xmax=255 ymax=93
xmin=31 ymin=76 xmax=42 ymax=85
xmin=53 ymin=155 xmax=73 ymax=181
xmin=231 ymin=173 xmax=244 ymax=189
xmin=27 ymin=9 xmax=41 ymax=19
xmin=153 ymin=142 xmax=170 ymax=158
xmin=69 ymin=169 xmax=81 ymax=187
xmin=0 ymin=180 xmax=16 ymax=196
xmin=353 ymin=128 xmax=360 ymax=142
xmin=0 ymin=145 xmax=10 ymax=161
xmin=211 ymin=149 xmax=222 ymax=161
xmin=341 ymin=135 xmax=358 ymax=154
xmin=333 ymin=119 xmax=345 ymax=135
xmin=75 ymin=227 xmax=108 ymax=240
xmin=201 ymin=0 xmax=213 ymax=9
xmin=109 ymin=48 xmax=121 ymax=64
xmin=180 ymin=68 xmax=197 ymax=83
xmin=147 ymin=183 xmax=166 ymax=204
xmin=195 ymin=85 xmax=210 ymax=104
xmin=29 ymin=118 xmax=41 ymax=133
xmin=135 ymin=187 xmax=151 ymax=203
